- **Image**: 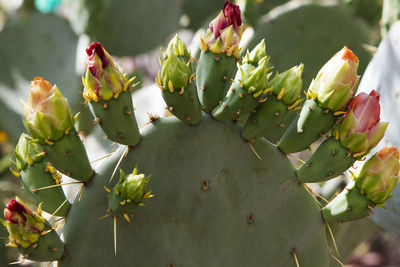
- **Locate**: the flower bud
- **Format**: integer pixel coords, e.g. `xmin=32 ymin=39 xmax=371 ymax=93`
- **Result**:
xmin=2 ymin=198 xmax=45 ymax=248
xmin=270 ymin=64 xmax=304 ymax=105
xmin=83 ymin=42 xmax=132 ymax=102
xmin=162 ymin=34 xmax=191 ymax=62
xmin=346 ymin=90 xmax=380 ymax=132
xmin=14 ymin=133 xmax=45 ymax=171
xmin=355 ymin=147 xmax=400 ymax=204
xmin=210 ymin=0 xmax=241 ymax=38
xmin=20 ymin=77 xmax=74 ymax=141
xmin=241 ymin=56 xmax=272 ymax=96
xmin=115 ymin=168 xmax=151 ymax=205
xmin=242 ymin=39 xmax=266 ymax=66
xmin=335 ymin=90 xmax=388 ymax=154
xmin=201 ymin=1 xmax=243 ymax=58
xmin=160 ymin=51 xmax=192 ymax=91
xmin=308 ymin=46 xmax=359 ymax=111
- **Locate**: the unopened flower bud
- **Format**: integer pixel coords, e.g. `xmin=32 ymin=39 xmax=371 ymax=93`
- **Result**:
xmin=115 ymin=168 xmax=151 ymax=205
xmin=160 ymin=51 xmax=192 ymax=91
xmin=270 ymin=64 xmax=304 ymax=105
xmin=2 ymin=198 xmax=45 ymax=248
xmin=241 ymin=56 xmax=272 ymax=96
xmin=20 ymin=77 xmax=74 ymax=141
xmin=335 ymin=90 xmax=388 ymax=154
xmin=242 ymin=39 xmax=266 ymax=66
xmin=308 ymin=46 xmax=359 ymax=111
xmin=14 ymin=133 xmax=44 ymax=171
xmin=355 ymin=147 xmax=400 ymax=204
xmin=83 ymin=42 xmax=132 ymax=102
xmin=162 ymin=34 xmax=191 ymax=61
xmin=201 ymin=1 xmax=243 ymax=58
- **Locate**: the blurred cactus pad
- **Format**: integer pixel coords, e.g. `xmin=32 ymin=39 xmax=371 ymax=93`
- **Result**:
xmin=247 ymin=2 xmax=371 ymax=88
xmin=1 ymin=1 xmax=398 ymax=267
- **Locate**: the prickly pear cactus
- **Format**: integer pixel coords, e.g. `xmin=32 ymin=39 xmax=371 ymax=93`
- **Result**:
xmin=2 ymin=2 xmax=399 ymax=266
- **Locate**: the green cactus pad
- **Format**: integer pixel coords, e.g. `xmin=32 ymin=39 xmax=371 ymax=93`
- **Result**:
xmin=59 ymin=116 xmax=330 ymax=266
xmin=90 ymin=90 xmax=140 ymax=146
xmin=18 ymin=223 xmax=65 ymax=262
xmin=241 ymin=94 xmax=298 ymax=143
xmin=278 ymin=99 xmax=337 ymax=154
xmin=64 ymin=0 xmax=181 ymax=56
xmin=322 ymin=183 xmax=371 ymax=224
xmin=328 ymin=217 xmax=378 ymax=266
xmin=296 ymin=137 xmax=356 ymax=183
xmin=211 ymin=81 xmax=263 ymax=121
xmin=161 ymin=82 xmax=202 ymax=125
xmin=108 ymin=191 xmax=134 ymax=215
xmin=196 ymin=50 xmax=237 ymax=112
xmin=158 ymin=40 xmax=202 ymax=125
xmin=20 ymin=160 xmax=70 ymax=217
xmin=44 ymin=130 xmax=93 ymax=182
xmin=182 ymin=0 xmax=223 ymax=29
xmin=212 ymin=57 xmax=271 ymax=121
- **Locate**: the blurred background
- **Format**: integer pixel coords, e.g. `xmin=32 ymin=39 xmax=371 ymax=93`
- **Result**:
xmin=0 ymin=0 xmax=399 ymax=266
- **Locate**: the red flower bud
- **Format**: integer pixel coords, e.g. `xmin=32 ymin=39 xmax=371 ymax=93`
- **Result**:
xmin=209 ymin=1 xmax=242 ymax=39
xmin=4 ymin=198 xmax=30 ymax=224
xmin=223 ymin=0 xmax=241 ymax=31
xmin=86 ymin=42 xmax=109 ymax=77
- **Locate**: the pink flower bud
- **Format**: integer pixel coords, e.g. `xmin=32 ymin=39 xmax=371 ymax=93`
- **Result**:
xmin=345 ymin=90 xmax=380 ymax=133
xmin=355 ymin=146 xmax=400 ymax=204
xmin=335 ymin=90 xmax=388 ymax=154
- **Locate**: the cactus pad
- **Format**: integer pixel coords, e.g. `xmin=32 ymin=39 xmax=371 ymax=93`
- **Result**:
xmin=59 ymin=116 xmax=329 ymax=266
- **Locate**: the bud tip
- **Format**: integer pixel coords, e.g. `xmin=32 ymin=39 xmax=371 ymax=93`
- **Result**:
xmin=341 ymin=46 xmax=359 ymax=63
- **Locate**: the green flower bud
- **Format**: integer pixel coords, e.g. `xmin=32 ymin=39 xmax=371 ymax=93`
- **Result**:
xmin=308 ymin=46 xmax=359 ymax=111
xmin=162 ymin=34 xmax=191 ymax=62
xmin=270 ymin=64 xmax=304 ymax=105
xmin=159 ymin=51 xmax=192 ymax=92
xmin=355 ymin=147 xmax=400 ymax=204
xmin=83 ymin=42 xmax=134 ymax=102
xmin=240 ymin=56 xmax=272 ymax=96
xmin=20 ymin=77 xmax=74 ymax=142
xmin=14 ymin=134 xmax=45 ymax=171
xmin=242 ymin=39 xmax=266 ymax=66
xmin=115 ymin=168 xmax=151 ymax=205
